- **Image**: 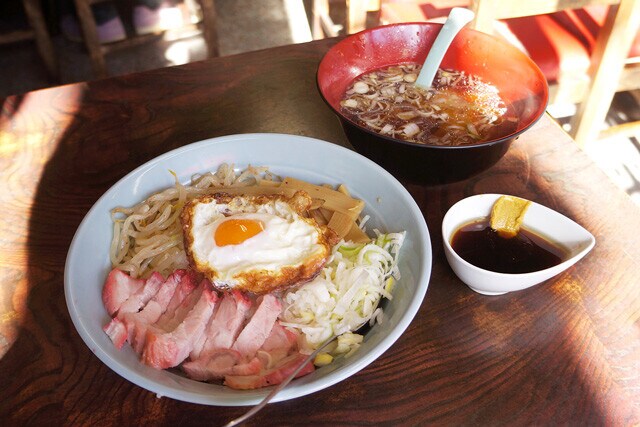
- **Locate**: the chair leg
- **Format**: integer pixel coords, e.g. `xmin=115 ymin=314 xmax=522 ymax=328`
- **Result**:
xmin=74 ymin=0 xmax=109 ymax=78
xmin=311 ymin=0 xmax=326 ymax=39
xmin=312 ymin=0 xmax=340 ymax=39
xmin=570 ymin=0 xmax=640 ymax=146
xmin=346 ymin=0 xmax=380 ymax=34
xmin=22 ymin=0 xmax=59 ymax=81
xmin=346 ymin=0 xmax=367 ymax=34
xmin=469 ymin=0 xmax=496 ymax=34
xmin=198 ymin=0 xmax=219 ymax=58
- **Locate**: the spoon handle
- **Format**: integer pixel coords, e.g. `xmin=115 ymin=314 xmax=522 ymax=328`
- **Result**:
xmin=223 ymin=336 xmax=337 ymax=427
xmin=415 ymin=7 xmax=475 ymax=89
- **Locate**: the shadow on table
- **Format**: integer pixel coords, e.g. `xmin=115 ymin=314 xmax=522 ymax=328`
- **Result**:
xmin=1 ymin=61 xmax=631 ymax=423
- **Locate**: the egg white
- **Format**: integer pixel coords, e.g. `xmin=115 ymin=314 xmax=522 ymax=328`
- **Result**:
xmin=187 ymin=199 xmax=325 ymax=287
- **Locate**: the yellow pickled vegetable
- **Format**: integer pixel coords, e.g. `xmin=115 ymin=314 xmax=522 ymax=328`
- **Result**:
xmin=490 ymin=195 xmax=531 ymax=238
xmin=314 ymin=353 xmax=334 ymax=367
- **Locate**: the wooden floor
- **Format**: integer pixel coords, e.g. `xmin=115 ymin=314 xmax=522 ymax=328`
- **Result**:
xmin=1 ymin=0 xmax=638 ymax=205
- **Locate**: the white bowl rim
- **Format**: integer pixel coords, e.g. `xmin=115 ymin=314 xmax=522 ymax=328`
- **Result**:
xmin=64 ymin=133 xmax=432 ymax=406
xmin=441 ymin=193 xmax=595 ymax=279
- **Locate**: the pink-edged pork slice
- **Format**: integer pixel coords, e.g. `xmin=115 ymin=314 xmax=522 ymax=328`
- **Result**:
xmin=160 ymin=270 xmax=198 ymax=319
xmin=103 ymin=317 xmax=127 ymax=349
xmin=230 ymin=357 xmax=262 ymax=376
xmin=231 ymin=294 xmax=282 ymax=359
xmin=122 ymin=269 xmax=187 ymax=353
xmin=102 ymin=269 xmax=145 ymax=316
xmin=182 ymin=351 xmax=263 ymax=382
xmin=190 ymin=290 xmax=252 ymax=361
xmin=142 ymin=283 xmax=218 ymax=369
xmin=102 ymin=271 xmax=165 ymax=349
xmin=116 ymin=272 xmax=165 ymax=315
xmin=261 ymin=322 xmax=298 ymax=352
xmin=223 ymin=353 xmax=315 ymax=390
xmin=182 ymin=348 xmax=242 ymax=381
xmin=256 ymin=322 xmax=299 ymax=369
xmin=154 ymin=273 xmax=201 ymax=332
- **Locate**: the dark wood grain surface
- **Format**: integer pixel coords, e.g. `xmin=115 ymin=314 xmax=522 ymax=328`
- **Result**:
xmin=1 ymin=38 xmax=639 ymax=425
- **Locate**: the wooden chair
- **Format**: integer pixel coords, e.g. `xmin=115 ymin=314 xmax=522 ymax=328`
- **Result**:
xmin=0 ymin=0 xmax=58 ymax=81
xmin=73 ymin=0 xmax=218 ymax=78
xmin=469 ymin=0 xmax=640 ymax=146
xmin=378 ymin=0 xmax=466 ymax=24
xmin=311 ymin=0 xmax=381 ymax=38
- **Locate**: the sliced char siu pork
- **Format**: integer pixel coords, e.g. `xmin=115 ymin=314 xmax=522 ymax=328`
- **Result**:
xmin=103 ymin=271 xmax=165 ymax=348
xmin=117 ymin=272 xmax=165 ymax=315
xmin=122 ymin=270 xmax=187 ymax=353
xmin=189 ymin=290 xmax=252 ymax=361
xmin=102 ymin=268 xmax=316 ymax=389
xmin=102 ymin=268 xmax=145 ymax=317
xmin=103 ymin=270 xmax=196 ymax=350
xmin=223 ymin=353 xmax=315 ymax=390
xmin=142 ymin=281 xmax=218 ymax=369
xmin=256 ymin=322 xmax=298 ymax=369
xmin=154 ymin=274 xmax=203 ymax=332
xmin=182 ymin=293 xmax=282 ymax=381
xmin=231 ymin=294 xmax=282 ymax=357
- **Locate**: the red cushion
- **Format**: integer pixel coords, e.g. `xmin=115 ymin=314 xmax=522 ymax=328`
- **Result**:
xmin=550 ymin=6 xmax=640 ymax=58
xmin=380 ymin=1 xmax=600 ymax=83
xmin=502 ymin=15 xmax=591 ymax=83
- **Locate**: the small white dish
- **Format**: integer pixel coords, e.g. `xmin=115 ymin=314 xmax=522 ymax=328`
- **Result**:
xmin=442 ymin=194 xmax=595 ymax=295
xmin=64 ymin=133 xmax=432 ymax=406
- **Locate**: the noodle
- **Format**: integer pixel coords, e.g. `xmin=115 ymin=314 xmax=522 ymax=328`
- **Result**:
xmin=109 ymin=164 xmax=275 ymax=279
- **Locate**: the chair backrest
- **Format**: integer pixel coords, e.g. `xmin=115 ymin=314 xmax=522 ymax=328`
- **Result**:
xmin=73 ymin=0 xmax=218 ymax=78
xmin=468 ymin=0 xmax=640 ymax=145
xmin=0 ymin=0 xmax=58 ymax=81
xmin=471 ymin=0 xmax=620 ymax=32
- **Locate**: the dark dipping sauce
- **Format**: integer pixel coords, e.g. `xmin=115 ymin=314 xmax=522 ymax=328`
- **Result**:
xmin=451 ymin=219 xmax=566 ymax=274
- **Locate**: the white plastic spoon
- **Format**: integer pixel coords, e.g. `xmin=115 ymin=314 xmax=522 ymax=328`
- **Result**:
xmin=415 ymin=7 xmax=476 ymax=89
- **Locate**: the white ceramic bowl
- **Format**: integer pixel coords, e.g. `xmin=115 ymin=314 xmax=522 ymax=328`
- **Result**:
xmin=442 ymin=194 xmax=595 ymax=295
xmin=64 ymin=133 xmax=432 ymax=406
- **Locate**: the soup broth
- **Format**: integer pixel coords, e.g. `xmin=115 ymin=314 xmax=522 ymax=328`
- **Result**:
xmin=451 ymin=218 xmax=566 ymax=274
xmin=340 ymin=63 xmax=518 ymax=146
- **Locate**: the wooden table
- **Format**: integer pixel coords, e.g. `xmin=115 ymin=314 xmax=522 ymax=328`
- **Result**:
xmin=1 ymin=38 xmax=639 ymax=425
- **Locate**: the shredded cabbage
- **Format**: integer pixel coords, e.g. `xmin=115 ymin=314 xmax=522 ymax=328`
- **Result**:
xmin=281 ymin=231 xmax=405 ymax=355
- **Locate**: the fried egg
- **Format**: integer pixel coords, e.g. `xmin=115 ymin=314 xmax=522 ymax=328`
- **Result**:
xmin=181 ymin=191 xmax=338 ymax=294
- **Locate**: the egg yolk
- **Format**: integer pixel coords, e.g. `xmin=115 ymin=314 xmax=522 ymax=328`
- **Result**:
xmin=215 ymin=219 xmax=264 ymax=246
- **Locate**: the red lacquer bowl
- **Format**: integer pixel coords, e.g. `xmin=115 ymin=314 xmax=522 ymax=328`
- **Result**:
xmin=317 ymin=23 xmax=548 ymax=184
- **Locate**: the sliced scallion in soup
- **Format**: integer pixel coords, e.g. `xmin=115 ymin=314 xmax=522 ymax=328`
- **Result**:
xmin=340 ymin=63 xmax=519 ymax=146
